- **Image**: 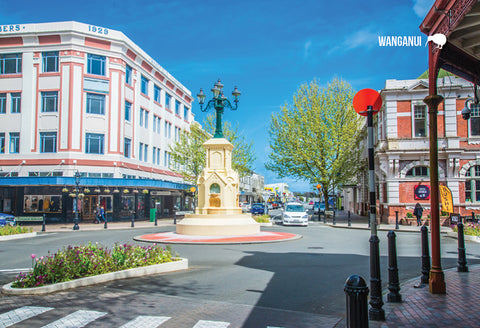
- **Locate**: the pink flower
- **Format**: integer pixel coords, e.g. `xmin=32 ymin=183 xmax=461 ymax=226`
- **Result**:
xmin=31 ymin=254 xmax=36 ymax=259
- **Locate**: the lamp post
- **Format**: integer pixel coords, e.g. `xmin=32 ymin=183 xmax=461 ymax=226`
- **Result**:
xmin=73 ymin=170 xmax=81 ymax=231
xmin=197 ymin=79 xmax=241 ymax=138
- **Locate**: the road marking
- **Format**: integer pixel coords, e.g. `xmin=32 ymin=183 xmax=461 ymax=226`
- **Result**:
xmin=0 ymin=268 xmax=31 ymax=273
xmin=40 ymin=310 xmax=107 ymax=328
xmin=0 ymin=306 xmax=53 ymax=327
xmin=119 ymin=315 xmax=171 ymax=327
xmin=192 ymin=320 xmax=230 ymax=328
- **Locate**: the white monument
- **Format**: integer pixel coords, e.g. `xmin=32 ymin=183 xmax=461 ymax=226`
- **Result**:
xmin=176 ymin=80 xmax=260 ymax=236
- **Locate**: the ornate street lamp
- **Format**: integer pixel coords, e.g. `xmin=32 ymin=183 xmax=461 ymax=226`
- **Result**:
xmin=197 ymin=79 xmax=241 ymax=138
xmin=73 ymin=170 xmax=81 ymax=231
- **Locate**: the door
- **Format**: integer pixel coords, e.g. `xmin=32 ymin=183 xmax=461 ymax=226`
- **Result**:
xmin=82 ymin=195 xmax=98 ymax=221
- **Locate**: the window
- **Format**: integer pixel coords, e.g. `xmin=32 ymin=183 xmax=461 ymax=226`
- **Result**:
xmin=157 ymin=148 xmax=160 ymax=165
xmin=465 ymin=165 xmax=480 ymax=202
xmin=141 ymin=75 xmax=149 ymax=95
xmin=414 ymin=105 xmax=427 ymax=137
xmin=0 ymin=53 xmax=22 ymax=74
xmin=124 ymin=138 xmax=131 ymax=158
xmin=165 ymin=93 xmax=171 ymax=110
xmin=0 ymin=133 xmax=4 ymax=153
xmin=164 ymin=121 xmax=171 ymax=138
xmin=9 ymin=132 xmax=19 ymax=153
xmin=152 ymin=147 xmax=156 ymax=164
xmin=87 ymin=54 xmax=106 ymax=76
xmin=139 ymin=143 xmax=144 ymax=161
xmin=154 ymin=85 xmax=161 ymax=103
xmin=0 ymin=93 xmax=5 ymax=114
xmin=175 ymin=126 xmax=181 ymax=141
xmin=41 ymin=91 xmax=58 ymax=113
xmin=184 ymin=106 xmax=189 ymax=121
xmin=175 ymin=100 xmax=180 ymax=116
xmin=42 ymin=51 xmax=59 ymax=73
xmin=406 ymin=166 xmax=429 ymax=177
xmin=86 ymin=93 xmax=105 ymax=115
xmin=164 ymin=151 xmax=171 ymax=168
xmin=40 ymin=132 xmax=57 ymax=153
xmin=144 ymin=110 xmax=148 ymax=129
xmin=470 ymin=104 xmax=480 ymax=136
xmin=140 ymin=108 xmax=144 ymax=127
xmin=125 ymin=65 xmax=132 ymax=85
xmin=153 ymin=116 xmax=161 ymax=134
xmin=144 ymin=144 xmax=148 ymax=162
xmin=85 ymin=133 xmax=104 ymax=154
xmin=125 ymin=101 xmax=132 ymax=122
xmin=11 ymin=93 xmax=21 ymax=113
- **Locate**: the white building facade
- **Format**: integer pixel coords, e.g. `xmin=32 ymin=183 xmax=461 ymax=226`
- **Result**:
xmin=0 ymin=21 xmax=194 ymax=222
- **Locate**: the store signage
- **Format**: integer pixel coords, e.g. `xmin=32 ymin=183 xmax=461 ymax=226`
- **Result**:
xmin=151 ymin=191 xmax=171 ymax=196
xmin=414 ymin=185 xmax=430 ymax=200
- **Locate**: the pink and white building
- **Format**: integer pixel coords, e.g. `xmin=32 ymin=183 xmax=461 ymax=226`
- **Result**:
xmin=0 ymin=21 xmax=194 ymax=222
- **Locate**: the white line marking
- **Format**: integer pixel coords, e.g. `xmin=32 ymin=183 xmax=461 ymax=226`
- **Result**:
xmin=119 ymin=315 xmax=171 ymax=328
xmin=0 ymin=306 xmax=53 ymax=327
xmin=0 ymin=268 xmax=31 ymax=273
xmin=192 ymin=320 xmax=230 ymax=328
xmin=40 ymin=310 xmax=107 ymax=328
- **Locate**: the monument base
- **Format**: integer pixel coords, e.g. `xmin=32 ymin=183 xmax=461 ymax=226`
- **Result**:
xmin=176 ymin=213 xmax=260 ymax=236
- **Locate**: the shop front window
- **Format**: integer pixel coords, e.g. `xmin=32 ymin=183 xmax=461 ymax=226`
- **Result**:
xmin=24 ymin=195 xmax=62 ymax=213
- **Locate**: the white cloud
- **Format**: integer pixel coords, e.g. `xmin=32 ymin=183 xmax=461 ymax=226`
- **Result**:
xmin=342 ymin=28 xmax=378 ymax=51
xmin=304 ymin=40 xmax=312 ymax=61
xmin=413 ymin=0 xmax=434 ymax=18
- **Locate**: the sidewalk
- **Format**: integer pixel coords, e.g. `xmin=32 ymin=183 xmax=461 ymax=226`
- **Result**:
xmin=28 ymin=219 xmax=175 ymax=233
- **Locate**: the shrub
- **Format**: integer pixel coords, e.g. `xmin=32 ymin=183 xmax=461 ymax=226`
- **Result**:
xmin=12 ymin=242 xmax=176 ymax=288
xmin=406 ymin=212 xmax=414 ymax=218
xmin=253 ymin=214 xmax=270 ymax=223
xmin=0 ymin=225 xmax=32 ymax=236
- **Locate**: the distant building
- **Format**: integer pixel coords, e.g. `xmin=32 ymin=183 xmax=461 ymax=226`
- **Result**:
xmin=0 ymin=21 xmax=194 ymax=222
xmin=265 ymin=183 xmax=291 ymax=202
xmin=348 ymin=76 xmax=480 ymax=223
xmin=239 ymin=172 xmax=264 ymax=203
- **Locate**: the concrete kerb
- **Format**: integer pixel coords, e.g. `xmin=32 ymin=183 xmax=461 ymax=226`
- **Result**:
xmin=1 ymin=258 xmax=188 ymax=295
xmin=0 ymin=232 xmax=37 ymax=242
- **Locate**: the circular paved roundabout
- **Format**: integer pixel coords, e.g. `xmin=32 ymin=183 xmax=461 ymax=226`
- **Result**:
xmin=134 ymin=231 xmax=301 ymax=245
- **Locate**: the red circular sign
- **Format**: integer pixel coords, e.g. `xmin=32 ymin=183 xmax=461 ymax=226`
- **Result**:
xmin=353 ymin=89 xmax=382 ymax=116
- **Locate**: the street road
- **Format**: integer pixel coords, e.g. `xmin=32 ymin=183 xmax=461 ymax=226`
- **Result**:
xmin=0 ymin=221 xmax=479 ymax=327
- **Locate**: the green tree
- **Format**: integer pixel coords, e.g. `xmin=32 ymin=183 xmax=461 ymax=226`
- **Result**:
xmin=169 ymin=115 xmax=256 ymax=184
xmin=266 ymin=78 xmax=364 ymax=210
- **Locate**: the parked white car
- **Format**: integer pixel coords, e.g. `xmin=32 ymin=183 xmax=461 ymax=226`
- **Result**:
xmin=282 ymin=202 xmax=308 ymax=226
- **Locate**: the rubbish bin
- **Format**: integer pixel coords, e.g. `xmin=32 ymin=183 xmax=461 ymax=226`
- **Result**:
xmin=149 ymin=208 xmax=156 ymax=222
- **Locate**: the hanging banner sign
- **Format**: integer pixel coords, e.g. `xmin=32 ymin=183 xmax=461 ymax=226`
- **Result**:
xmin=439 ymin=185 xmax=454 ymax=213
xmin=414 ymin=184 xmax=430 ymax=200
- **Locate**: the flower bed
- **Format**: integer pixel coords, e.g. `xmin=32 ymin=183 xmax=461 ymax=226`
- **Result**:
xmin=12 ymin=243 xmax=177 ymax=288
xmin=452 ymin=222 xmax=480 ymax=236
xmin=0 ymin=225 xmax=32 ymax=236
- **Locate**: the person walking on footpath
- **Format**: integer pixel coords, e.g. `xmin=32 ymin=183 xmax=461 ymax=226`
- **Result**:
xmin=94 ymin=204 xmax=101 ymax=224
xmin=414 ymin=203 xmax=423 ymax=226
xmin=100 ymin=206 xmax=106 ymax=223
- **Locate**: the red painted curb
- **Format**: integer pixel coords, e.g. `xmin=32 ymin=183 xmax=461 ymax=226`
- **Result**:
xmin=134 ymin=231 xmax=301 ymax=244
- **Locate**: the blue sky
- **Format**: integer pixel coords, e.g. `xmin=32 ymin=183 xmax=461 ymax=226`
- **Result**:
xmin=1 ymin=0 xmax=434 ymax=192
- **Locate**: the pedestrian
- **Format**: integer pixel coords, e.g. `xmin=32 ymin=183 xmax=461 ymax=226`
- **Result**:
xmin=413 ymin=203 xmax=423 ymax=226
xmin=94 ymin=204 xmax=101 ymax=224
xmin=100 ymin=206 xmax=106 ymax=223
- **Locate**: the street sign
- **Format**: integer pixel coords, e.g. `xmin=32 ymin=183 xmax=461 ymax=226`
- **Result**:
xmin=262 ymin=194 xmax=270 ymax=202
xmin=353 ymin=88 xmax=382 ymax=116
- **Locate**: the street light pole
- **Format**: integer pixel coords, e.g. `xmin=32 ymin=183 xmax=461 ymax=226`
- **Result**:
xmin=197 ymin=79 xmax=241 ymax=139
xmin=73 ymin=170 xmax=80 ymax=231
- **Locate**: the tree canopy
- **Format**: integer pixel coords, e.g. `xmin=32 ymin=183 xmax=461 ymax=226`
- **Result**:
xmin=266 ymin=78 xmax=364 ymax=208
xmin=169 ymin=115 xmax=256 ymax=184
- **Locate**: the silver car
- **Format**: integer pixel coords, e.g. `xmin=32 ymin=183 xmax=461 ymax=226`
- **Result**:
xmin=282 ymin=202 xmax=308 ymax=226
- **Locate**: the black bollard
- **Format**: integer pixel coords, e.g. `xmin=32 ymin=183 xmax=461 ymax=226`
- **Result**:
xmin=348 ymin=210 xmax=351 ymax=227
xmin=472 ymin=211 xmax=476 ymax=223
xmin=345 ymin=275 xmax=369 ymax=328
xmin=457 ymin=222 xmax=468 ymax=272
xmin=333 ymin=210 xmax=336 ymax=225
xmin=323 ymin=211 xmax=326 ymax=224
xmin=131 ymin=213 xmax=135 ymax=228
xmin=420 ymin=225 xmax=430 ymax=284
xmin=395 ymin=211 xmax=399 ymax=230
xmin=174 ymin=210 xmax=177 ymax=225
xmin=104 ymin=215 xmax=107 ymax=229
xmin=42 ymin=214 xmax=46 ymax=232
xmin=387 ymin=231 xmax=402 ymax=302
xmin=155 ymin=211 xmax=158 ymax=226
xmin=369 ymin=235 xmax=385 ymax=321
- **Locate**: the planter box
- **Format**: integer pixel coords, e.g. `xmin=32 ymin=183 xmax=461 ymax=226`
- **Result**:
xmin=2 ymin=257 xmax=188 ymax=295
